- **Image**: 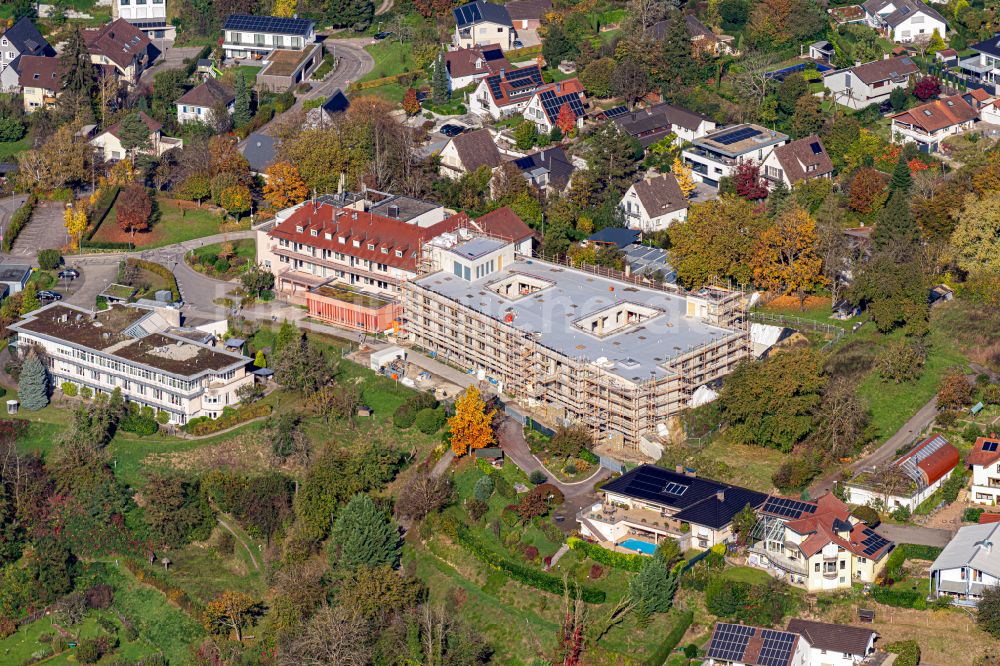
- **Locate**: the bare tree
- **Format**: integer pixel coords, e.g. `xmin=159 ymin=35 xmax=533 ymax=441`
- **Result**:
xmin=396 ymin=474 xmax=455 ymax=521
xmin=812 ymin=378 xmax=869 ymax=460
xmin=732 ymin=50 xmax=776 ymax=119
xmin=814 ymin=209 xmax=854 ymax=308
xmin=278 ymin=606 xmax=371 ymax=666
xmin=868 ymin=462 xmax=912 ymax=505
xmin=628 ymin=0 xmax=674 ymax=34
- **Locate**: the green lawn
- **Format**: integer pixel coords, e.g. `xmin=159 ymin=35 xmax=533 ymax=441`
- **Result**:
xmin=358 ymin=82 xmax=407 ymax=103
xmin=236 ymin=64 xmax=262 ymax=83
xmin=722 ymin=566 xmax=775 ymax=585
xmin=188 ymin=238 xmax=256 ymax=279
xmin=93 ymin=196 xmax=227 ymax=248
xmin=360 ymin=41 xmax=419 ymax=81
xmin=0 ymin=136 xmax=30 ymax=163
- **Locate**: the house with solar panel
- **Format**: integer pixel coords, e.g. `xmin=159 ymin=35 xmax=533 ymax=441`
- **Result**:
xmin=443 ymin=45 xmax=510 ymax=91
xmin=84 ymin=18 xmax=155 ymax=87
xmin=469 ymin=64 xmax=544 ymax=120
xmin=577 ymin=464 xmax=768 ymax=553
xmin=112 ymin=0 xmax=174 ymax=40
xmin=681 ymin=124 xmax=788 ymax=188
xmin=453 ymin=0 xmax=516 ymax=50
xmin=760 ymin=135 xmax=834 ymax=187
xmin=822 ymin=56 xmax=920 ymax=110
xmin=521 ymin=78 xmax=587 ymax=134
xmin=748 ymin=493 xmax=894 ymax=592
xmin=965 ymin=435 xmax=1000 ymax=505
xmin=222 ymin=14 xmax=316 ymax=60
xmin=704 ymin=623 xmax=807 ymax=666
xmin=845 ymin=434 xmax=959 ymax=513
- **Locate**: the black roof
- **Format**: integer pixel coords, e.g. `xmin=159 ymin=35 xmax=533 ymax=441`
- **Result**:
xmin=239 ymin=133 xmax=276 ymax=173
xmin=600 ymin=465 xmax=768 ymax=530
xmin=453 ymin=0 xmax=513 ymax=28
xmin=321 ymin=88 xmax=350 ymax=114
xmin=510 ymin=145 xmax=575 ymax=188
xmin=2 ymin=18 xmax=55 ymax=58
xmin=587 ymin=227 xmax=640 ymax=249
xmin=223 ymin=14 xmax=314 ymax=36
xmin=970 ymin=35 xmax=1000 ymax=59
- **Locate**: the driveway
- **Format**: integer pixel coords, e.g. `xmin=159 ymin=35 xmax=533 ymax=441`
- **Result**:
xmin=140 ymin=45 xmax=203 ymax=82
xmin=874 ymin=523 xmax=954 ymax=548
xmin=62 ymin=258 xmax=119 ymax=308
xmin=10 ymin=201 xmax=69 ymax=257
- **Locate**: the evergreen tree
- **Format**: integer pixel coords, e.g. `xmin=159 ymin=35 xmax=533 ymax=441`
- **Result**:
xmin=329 ymin=493 xmax=400 ymax=570
xmin=233 ymin=71 xmax=252 ymax=128
xmin=12 ymin=0 xmax=37 ymax=21
xmin=889 ymin=154 xmax=912 ymax=192
xmin=118 ymin=113 xmax=151 ymax=161
xmin=324 ymin=0 xmax=374 ymax=30
xmin=766 ymin=180 xmax=790 ymax=218
xmin=273 ymin=319 xmax=299 ymax=355
xmin=659 ymin=10 xmax=695 ymax=90
xmin=254 ymin=350 xmax=267 ymax=368
xmin=628 ymin=556 xmax=679 ymax=621
xmin=18 ymin=350 xmax=50 ymax=411
xmin=432 ymin=52 xmax=449 ymax=104
xmin=874 ymin=190 xmax=920 ymax=259
xmin=57 ymin=28 xmax=95 ymax=122
xmin=541 ymin=22 xmax=578 ymax=67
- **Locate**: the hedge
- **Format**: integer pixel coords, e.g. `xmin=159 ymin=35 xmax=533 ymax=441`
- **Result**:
xmin=85 ymin=185 xmax=120 ymax=240
xmin=127 ymin=258 xmax=180 ymax=301
xmin=567 ymin=536 xmax=646 ymax=572
xmin=579 ymin=449 xmax=600 ymax=465
xmin=182 ymin=402 xmax=272 ymax=436
xmin=1 ymin=194 xmax=37 ymax=252
xmin=81 ymin=240 xmax=135 ymax=251
xmin=885 ymin=543 xmax=944 ymax=580
xmin=453 ymin=524 xmax=606 ymax=603
xmin=886 ymin=640 xmax=921 ymax=666
xmin=645 ymin=610 xmax=694 ymax=666
xmin=183 ymin=45 xmax=212 ymax=77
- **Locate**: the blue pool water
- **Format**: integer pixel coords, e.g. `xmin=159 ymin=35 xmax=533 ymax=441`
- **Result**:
xmin=619 ymin=538 xmax=656 ymax=555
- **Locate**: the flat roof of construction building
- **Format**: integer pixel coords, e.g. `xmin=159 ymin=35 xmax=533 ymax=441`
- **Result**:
xmin=413 ymin=259 xmax=740 ymax=382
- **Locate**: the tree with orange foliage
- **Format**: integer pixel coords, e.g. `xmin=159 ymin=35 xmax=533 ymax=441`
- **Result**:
xmin=447 ymin=385 xmax=495 ymax=457
xmin=116 ymin=184 xmax=152 ymax=238
xmin=750 ymin=207 xmax=826 ymax=308
xmin=556 ymin=102 xmax=576 ymax=135
xmin=847 ymin=167 xmax=888 ymax=214
xmin=202 ymin=591 xmax=262 ymax=641
xmin=402 ymin=88 xmax=421 ymax=116
xmin=263 ymin=161 xmax=308 ymax=210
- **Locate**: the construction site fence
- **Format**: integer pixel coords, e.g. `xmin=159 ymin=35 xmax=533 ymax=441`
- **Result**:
xmin=526 ymin=252 xmax=689 ymax=296
xmin=749 ymin=310 xmax=847 ymax=350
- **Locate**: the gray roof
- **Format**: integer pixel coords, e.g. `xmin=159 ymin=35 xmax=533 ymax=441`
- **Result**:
xmin=861 ymin=0 xmax=947 ymax=27
xmin=510 ymin=145 xmax=574 ymax=188
xmin=448 ymin=237 xmax=507 ymax=260
xmin=1 ymin=18 xmax=54 ymax=58
xmin=785 ymin=619 xmax=876 ymax=656
xmin=321 ymin=88 xmax=350 ymax=114
xmin=630 ymin=173 xmax=688 ymax=218
xmin=623 ymin=244 xmax=675 ymax=282
xmin=454 ymin=0 xmax=513 ymax=28
xmin=613 ymin=102 xmax=713 ymax=148
xmin=931 ymin=523 xmax=1000 ymax=578
xmin=240 ymin=133 xmax=276 ymax=173
xmin=451 ymin=129 xmax=503 ymax=172
xmin=0 ymin=264 xmax=32 ymax=283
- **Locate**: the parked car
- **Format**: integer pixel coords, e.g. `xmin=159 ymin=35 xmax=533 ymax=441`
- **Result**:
xmin=57 ymin=269 xmax=80 ymax=280
xmin=373 ymin=31 xmax=393 ymax=40
xmin=38 ymin=290 xmax=62 ymax=302
xmin=439 ymin=124 xmax=466 ymax=137
xmin=513 ymin=39 xmax=524 ymax=48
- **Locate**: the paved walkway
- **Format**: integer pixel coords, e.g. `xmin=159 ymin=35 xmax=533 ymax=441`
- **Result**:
xmin=874 ymin=523 xmax=954 ymax=548
xmin=10 ymin=200 xmax=69 ymax=257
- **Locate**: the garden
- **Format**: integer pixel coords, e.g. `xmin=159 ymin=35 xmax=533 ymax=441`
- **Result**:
xmin=90 ymin=194 xmax=230 ymax=249
xmin=185 ymin=239 xmax=257 ymax=280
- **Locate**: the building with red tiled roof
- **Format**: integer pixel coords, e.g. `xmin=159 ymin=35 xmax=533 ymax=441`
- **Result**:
xmin=469 ymin=63 xmax=545 ymax=120
xmin=891 ymin=91 xmax=992 ymax=153
xmin=969 ymin=435 xmax=1000 ymax=505
xmin=749 ymin=493 xmax=894 ymax=592
xmin=443 ymin=44 xmax=510 ymax=91
xmin=83 ymin=18 xmax=153 ymax=85
xmin=846 ymin=434 xmax=960 ymax=513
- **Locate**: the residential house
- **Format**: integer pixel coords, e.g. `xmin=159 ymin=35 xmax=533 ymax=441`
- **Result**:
xmin=502 ymin=145 xmax=575 ymax=193
xmin=822 ymin=56 xmax=920 ymax=110
xmin=612 ymin=102 xmax=717 ymax=149
xmin=174 ymin=78 xmax=235 ymax=124
xmin=967 ymin=435 xmax=1000 ymax=506
xmin=862 ymin=0 xmax=947 ymax=43
xmin=9 ymin=302 xmax=254 ymax=424
xmin=453 ymin=0 xmax=515 ymax=50
xmin=761 ymin=135 xmax=834 ymax=187
xmin=619 ymin=173 xmax=689 ymax=232
xmin=112 ymin=0 xmax=174 ymax=40
xmin=930 ymin=521 xmax=1000 ymax=605
xmin=304 ymin=88 xmax=350 ymax=128
xmin=222 ymin=14 xmax=316 ymax=60
xmin=846 ymin=434 xmax=959 ymax=512
xmin=586 ymin=227 xmax=640 ymax=249
xmin=18 ymin=55 xmax=65 ymax=113
xmin=522 ymin=78 xmax=587 ymax=134
xmin=784 ymin=620 xmax=878 ymax=666
xmin=890 ymin=90 xmax=991 ymax=152
xmin=84 ymin=18 xmax=155 ymax=86
xmin=577 ymin=464 xmax=768 ymax=552
xmin=469 ymin=64 xmax=544 ymax=119
xmin=650 ymin=15 xmax=735 ymax=56
xmin=748 ymin=493 xmax=894 ymax=592
xmin=682 ymin=124 xmax=788 ymax=187
xmin=0 ymin=18 xmax=55 ymax=93
xmin=935 ymin=47 xmax=959 ymax=67
xmin=443 ymin=44 xmax=509 ymax=92
xmin=505 ymin=0 xmax=550 ymax=30
xmin=704 ymin=623 xmax=807 ymax=666
xmin=240 ymin=133 xmax=276 ymax=175
xmin=438 ymin=128 xmax=503 ymax=180
xmin=960 ymin=35 xmax=1000 ymax=85
xmin=90 ymin=111 xmax=183 ymax=161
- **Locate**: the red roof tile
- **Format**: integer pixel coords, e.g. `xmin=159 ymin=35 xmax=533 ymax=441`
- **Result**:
xmin=470 ymin=206 xmax=535 ymax=243
xmin=969 ymin=437 xmax=1000 ymax=468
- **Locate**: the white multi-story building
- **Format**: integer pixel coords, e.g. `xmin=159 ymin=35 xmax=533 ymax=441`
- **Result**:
xmin=960 ymin=35 xmax=1000 ymax=85
xmin=453 ymin=0 xmax=515 ymax=50
xmin=785 ymin=619 xmax=879 ymax=666
xmin=113 ymin=0 xmax=174 ymax=40
xmin=619 ymin=173 xmax=689 ymax=232
xmin=861 ymin=0 xmax=947 ymax=43
xmin=681 ymin=124 xmax=788 ymax=188
xmin=967 ymin=435 xmax=1000 ymax=505
xmin=823 ymin=55 xmax=920 ymax=110
xmin=221 ymin=14 xmax=315 ymax=60
xmin=10 ymin=303 xmax=255 ymax=424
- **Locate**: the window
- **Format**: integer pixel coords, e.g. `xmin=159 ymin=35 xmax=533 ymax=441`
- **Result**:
xmin=814 ymin=563 xmax=821 ymax=573
xmin=395 ymin=250 xmax=403 ymax=257
xmin=368 ymin=243 xmax=375 ymax=250
xmin=840 ymin=560 xmax=846 ymax=570
xmin=311 ymin=229 xmax=318 ymax=236
xmin=824 ymin=562 xmax=837 ymax=574
xmin=975 ymin=569 xmax=983 ymax=582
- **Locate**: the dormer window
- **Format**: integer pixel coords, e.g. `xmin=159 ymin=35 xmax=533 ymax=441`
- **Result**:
xmin=367 ymin=243 xmax=375 ymax=250
xmin=381 ymin=247 xmax=389 ymax=254
xmin=338 ymin=236 xmax=345 ymax=244
xmin=324 ymin=233 xmax=332 ymax=240
xmin=310 ymin=229 xmax=318 ymax=237
xmin=295 ymin=225 xmax=303 ymax=233
xmin=353 ymin=240 xmax=360 ymax=247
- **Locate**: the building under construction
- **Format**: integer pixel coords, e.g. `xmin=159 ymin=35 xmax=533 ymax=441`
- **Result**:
xmin=402 ymin=244 xmax=749 ymax=460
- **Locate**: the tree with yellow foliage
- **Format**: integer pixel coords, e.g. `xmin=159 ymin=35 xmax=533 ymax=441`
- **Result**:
xmin=262 ymin=161 xmax=309 ymax=210
xmin=447 ymin=385 xmax=496 ymax=457
xmin=63 ymin=205 xmax=88 ymax=252
xmin=107 ymin=159 xmax=138 ymax=186
xmin=672 ymin=157 xmax=696 ymax=200
xmin=202 ymin=591 xmax=262 ymax=641
xmin=749 ymin=206 xmax=826 ymax=309
xmin=273 ymin=0 xmax=297 ymax=17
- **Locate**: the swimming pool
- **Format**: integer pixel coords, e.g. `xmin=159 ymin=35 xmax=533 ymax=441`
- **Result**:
xmin=619 ymin=538 xmax=656 ymax=556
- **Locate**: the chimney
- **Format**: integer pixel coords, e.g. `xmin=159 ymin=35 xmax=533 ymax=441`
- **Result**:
xmin=685 ymin=469 xmax=696 ymax=477
xmin=675 ymin=465 xmax=683 ymax=474
xmin=388 ymin=204 xmax=400 ymax=219
xmin=716 ymin=489 xmax=725 ymax=502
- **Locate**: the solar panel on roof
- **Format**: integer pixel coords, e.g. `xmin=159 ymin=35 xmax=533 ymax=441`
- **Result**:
xmin=540 ymin=90 xmax=584 ymax=122
xmin=487 ymin=75 xmax=503 ymax=99
xmin=714 ymin=127 xmax=761 ymax=146
xmin=984 ymin=441 xmax=999 ymax=452
xmin=810 ymin=141 xmax=822 ymax=154
xmin=758 ymin=630 xmax=797 ymax=666
xmin=707 ymin=624 xmax=755 ymax=662
xmin=224 ymin=14 xmax=313 ymax=35
xmin=482 ymin=48 xmax=504 ymax=61
xmin=763 ymin=496 xmax=817 ymax=519
xmin=663 ymin=481 xmax=688 ymax=496
xmin=603 ymin=105 xmax=629 ymax=119
xmin=860 ymin=529 xmax=890 ymax=556
xmin=513 ymin=156 xmax=536 ymax=170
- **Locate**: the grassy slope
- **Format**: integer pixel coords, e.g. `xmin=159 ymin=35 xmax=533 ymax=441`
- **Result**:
xmin=0 ymin=136 xmax=30 ymax=163
xmin=92 ymin=197 xmax=225 ymax=248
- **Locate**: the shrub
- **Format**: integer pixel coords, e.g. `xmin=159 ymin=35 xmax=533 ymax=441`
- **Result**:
xmin=936 ymin=410 xmax=958 ymax=427
xmin=494 ymin=475 xmax=515 ymax=499
xmin=61 ymin=382 xmax=78 ymax=397
xmin=523 ymin=544 xmax=539 ymax=561
xmin=0 ymin=617 xmax=14 ymax=638
xmin=580 ymin=448 xmax=599 ymax=465
xmin=964 ymin=423 xmax=984 ymax=443
xmin=127 ymin=259 xmax=180 ymax=301
xmin=890 ymin=505 xmax=911 ymax=522
xmin=684 ymin=644 xmax=699 ymax=659
xmin=644 ymin=610 xmax=695 ymax=666
xmin=217 ymin=530 xmax=235 ymax=555
xmin=529 ymin=470 xmax=547 ymax=485
xmin=155 ymin=410 xmax=170 ymax=425
xmin=414 ymin=407 xmax=446 ymax=434
xmin=81 ymin=240 xmax=135 ymax=250
xmin=121 ymin=619 xmax=139 ymax=642
xmin=37 ymin=249 xmax=61 ymax=270
xmin=564 ymin=462 xmax=577 ymax=475
xmin=871 ymin=586 xmax=921 ymax=608
xmin=473 ymin=475 xmax=494 ymax=501
xmin=467 ymin=497 xmax=488 ymax=521
xmin=76 ymin=637 xmax=107 ymax=664
xmin=37 ymin=631 xmax=54 ymax=643
xmin=886 ymin=640 xmax=921 ymax=666
xmin=851 ymin=505 xmax=880 ymax=527
xmin=965 ymin=507 xmax=985 ymax=522
xmin=87 ymin=186 xmax=120 ymax=237
xmin=182 ymin=403 xmax=271 ymax=435
xmin=567 ymin=537 xmax=646 ymax=572
xmin=589 ymin=564 xmax=604 ymax=579
xmin=120 ymin=412 xmax=158 ymax=436
xmin=85 ymin=583 xmax=114 ymax=609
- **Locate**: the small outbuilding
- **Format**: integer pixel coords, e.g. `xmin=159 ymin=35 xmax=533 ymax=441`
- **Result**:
xmin=370 ymin=346 xmax=406 ymax=373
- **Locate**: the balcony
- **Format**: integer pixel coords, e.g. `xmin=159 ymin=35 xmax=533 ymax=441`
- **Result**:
xmin=959 ymin=56 xmax=994 ymax=75
xmin=749 ymin=544 xmax=808 ymax=576
xmin=823 ymin=570 xmax=840 ymax=580
xmin=581 ymin=504 xmax=686 ymax=538
xmin=684 ymin=147 xmax=737 ymax=166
